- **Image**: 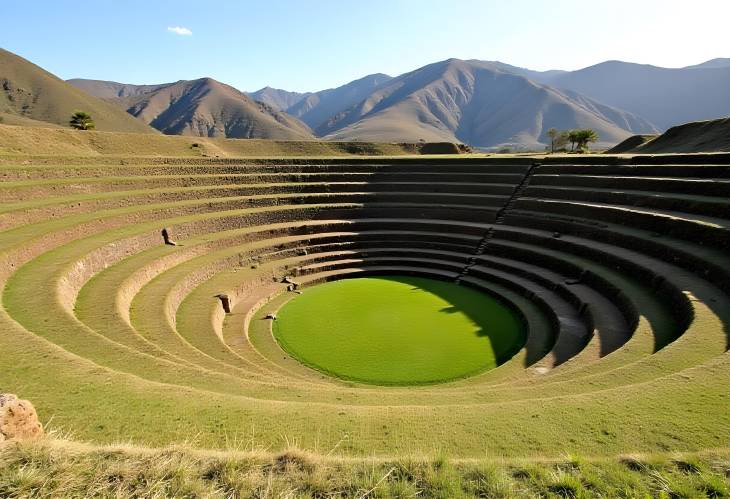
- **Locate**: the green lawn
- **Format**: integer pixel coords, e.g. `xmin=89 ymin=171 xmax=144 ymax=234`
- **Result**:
xmin=273 ymin=276 xmax=526 ymax=385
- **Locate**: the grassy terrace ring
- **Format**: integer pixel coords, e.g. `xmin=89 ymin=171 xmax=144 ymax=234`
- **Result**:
xmin=273 ymin=276 xmax=526 ymax=385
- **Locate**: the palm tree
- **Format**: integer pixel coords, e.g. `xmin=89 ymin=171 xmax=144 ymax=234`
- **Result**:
xmin=568 ymin=130 xmax=580 ymax=152
xmin=69 ymin=111 xmax=95 ymax=130
xmin=547 ymin=128 xmax=559 ymax=153
xmin=575 ymin=129 xmax=599 ymax=151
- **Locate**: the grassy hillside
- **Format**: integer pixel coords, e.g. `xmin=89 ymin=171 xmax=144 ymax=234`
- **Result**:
xmin=633 ymin=117 xmax=730 ymax=154
xmin=0 ymin=111 xmax=64 ymax=129
xmin=0 ymin=123 xmax=422 ymax=157
xmin=606 ymin=117 xmax=730 ymax=154
xmin=605 ymin=134 xmax=659 ymax=154
xmin=0 ymin=49 xmax=156 ymax=134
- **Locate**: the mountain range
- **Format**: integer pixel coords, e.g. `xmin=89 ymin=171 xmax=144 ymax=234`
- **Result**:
xmin=312 ymin=59 xmax=656 ymax=149
xmin=242 ymin=58 xmax=730 ymax=143
xmin=283 ymin=73 xmax=394 ymax=134
xmin=526 ymin=60 xmax=730 ymax=130
xmin=2 ymin=47 xmax=728 ymax=149
xmin=104 ymin=78 xmax=312 ymax=140
xmin=66 ymin=60 xmax=660 ymax=149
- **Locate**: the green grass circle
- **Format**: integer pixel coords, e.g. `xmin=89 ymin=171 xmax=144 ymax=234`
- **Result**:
xmin=273 ymin=276 xmax=527 ymax=385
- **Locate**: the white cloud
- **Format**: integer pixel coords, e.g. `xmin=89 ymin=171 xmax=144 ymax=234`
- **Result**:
xmin=167 ymin=26 xmax=192 ymax=36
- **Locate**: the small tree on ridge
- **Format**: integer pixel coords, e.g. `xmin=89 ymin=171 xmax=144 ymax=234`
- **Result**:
xmin=547 ymin=128 xmax=559 ymax=153
xmin=547 ymin=128 xmax=570 ymax=153
xmin=69 ymin=111 xmax=95 ymax=130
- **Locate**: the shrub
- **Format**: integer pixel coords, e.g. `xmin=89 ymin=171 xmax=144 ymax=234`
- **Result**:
xmin=69 ymin=111 xmax=95 ymax=130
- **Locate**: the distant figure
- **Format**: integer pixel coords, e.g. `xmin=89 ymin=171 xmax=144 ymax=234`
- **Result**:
xmin=282 ymin=276 xmax=300 ymax=289
xmin=215 ymin=294 xmax=231 ymax=314
xmin=265 ymin=313 xmax=278 ymax=321
xmin=162 ymin=228 xmax=177 ymax=246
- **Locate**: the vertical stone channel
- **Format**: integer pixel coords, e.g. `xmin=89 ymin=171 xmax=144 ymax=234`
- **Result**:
xmin=455 ymin=162 xmax=541 ymax=282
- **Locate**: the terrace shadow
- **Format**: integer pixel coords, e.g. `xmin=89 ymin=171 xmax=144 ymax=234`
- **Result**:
xmin=372 ymin=275 xmax=531 ymax=367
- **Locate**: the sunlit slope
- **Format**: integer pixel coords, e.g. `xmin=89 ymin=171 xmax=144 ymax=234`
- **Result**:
xmin=0 ymin=49 xmax=156 ymax=133
xmin=70 ymin=76 xmax=315 ymax=140
xmin=322 ymin=59 xmax=657 ymax=148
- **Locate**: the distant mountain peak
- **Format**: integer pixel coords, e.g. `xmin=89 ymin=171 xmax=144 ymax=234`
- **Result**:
xmin=68 ymin=73 xmax=313 ymax=140
xmin=683 ymin=58 xmax=730 ymax=69
xmin=320 ymin=58 xmax=656 ymax=149
xmin=121 ymin=77 xmax=314 ymax=139
xmin=545 ymin=59 xmax=730 ymax=129
xmin=284 ymin=72 xmax=394 ymax=131
xmin=247 ymin=86 xmax=312 ymax=112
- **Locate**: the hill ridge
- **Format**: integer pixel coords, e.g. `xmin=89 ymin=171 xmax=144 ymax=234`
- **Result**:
xmin=0 ymin=48 xmax=156 ymax=133
xmin=321 ymin=58 xmax=657 ymax=149
xmin=99 ymin=76 xmax=314 ymax=140
xmin=65 ymin=54 xmax=730 ymax=147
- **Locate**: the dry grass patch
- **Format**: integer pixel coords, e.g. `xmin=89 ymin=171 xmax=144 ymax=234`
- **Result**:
xmin=1 ymin=438 xmax=729 ymax=498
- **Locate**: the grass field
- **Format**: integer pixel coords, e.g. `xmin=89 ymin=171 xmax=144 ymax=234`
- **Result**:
xmin=0 ymin=123 xmax=451 ymax=158
xmin=273 ymin=277 xmax=525 ymax=385
xmin=0 ymin=147 xmax=728 ymax=496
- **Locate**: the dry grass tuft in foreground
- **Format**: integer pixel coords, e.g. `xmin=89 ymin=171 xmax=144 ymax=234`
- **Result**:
xmin=1 ymin=437 xmax=728 ymax=498
xmin=0 ymin=394 xmax=43 ymax=442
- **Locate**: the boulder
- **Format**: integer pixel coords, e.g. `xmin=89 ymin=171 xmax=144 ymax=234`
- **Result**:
xmin=0 ymin=393 xmax=43 ymax=442
xmin=282 ymin=276 xmax=300 ymax=288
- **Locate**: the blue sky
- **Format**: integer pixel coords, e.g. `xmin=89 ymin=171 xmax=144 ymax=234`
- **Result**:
xmin=2 ymin=0 xmax=728 ymax=92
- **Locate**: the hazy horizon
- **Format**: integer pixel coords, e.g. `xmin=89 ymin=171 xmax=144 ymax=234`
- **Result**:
xmin=2 ymin=0 xmax=729 ymax=92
